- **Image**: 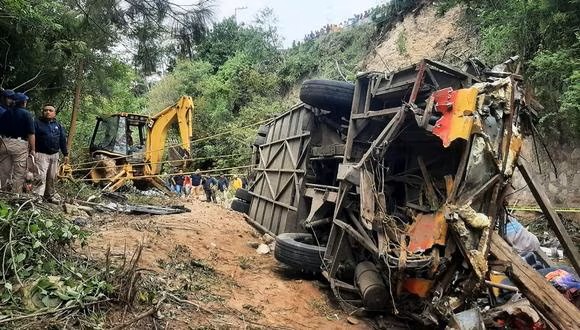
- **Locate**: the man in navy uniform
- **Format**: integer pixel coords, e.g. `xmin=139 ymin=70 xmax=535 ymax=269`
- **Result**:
xmin=34 ymin=104 xmax=68 ymax=201
xmin=0 ymin=92 xmax=35 ymax=192
xmin=0 ymin=89 xmax=15 ymax=116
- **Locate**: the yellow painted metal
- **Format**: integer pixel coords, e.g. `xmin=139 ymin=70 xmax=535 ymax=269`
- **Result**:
xmin=446 ymin=87 xmax=478 ymax=146
xmin=145 ymin=96 xmax=194 ymax=176
xmin=432 ymin=87 xmax=479 ymax=147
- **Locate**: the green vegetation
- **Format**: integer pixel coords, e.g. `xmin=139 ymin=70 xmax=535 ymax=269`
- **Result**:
xmin=145 ymin=11 xmax=379 ymax=171
xmin=396 ymin=31 xmax=408 ymax=55
xmin=3 ymin=0 xmax=576 ymax=170
xmin=439 ymin=0 xmax=580 ymax=140
xmin=0 ymin=201 xmax=109 ymax=327
xmin=0 ymin=0 xmax=427 ymax=172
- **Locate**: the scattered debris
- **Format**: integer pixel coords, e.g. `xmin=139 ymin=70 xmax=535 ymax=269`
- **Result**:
xmin=262 ymin=233 xmax=275 ymax=244
xmin=73 ymin=199 xmax=190 ymax=215
xmin=347 ymin=316 xmax=360 ymax=325
xmin=247 ymin=241 xmax=260 ymax=249
xmin=256 ymin=244 xmax=270 ymax=255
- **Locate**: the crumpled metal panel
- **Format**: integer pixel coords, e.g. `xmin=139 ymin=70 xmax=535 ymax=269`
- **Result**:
xmin=407 ymin=211 xmax=447 ymax=253
xmin=503 ymin=131 xmax=523 ymax=176
xmin=432 ymin=87 xmax=479 ymax=147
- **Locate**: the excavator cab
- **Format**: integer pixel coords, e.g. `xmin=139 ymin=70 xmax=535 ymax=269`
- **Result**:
xmin=89 ymin=114 xmax=148 ymax=160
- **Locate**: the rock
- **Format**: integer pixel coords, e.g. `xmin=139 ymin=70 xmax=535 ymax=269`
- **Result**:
xmin=247 ymin=241 xmax=260 ymax=249
xmin=268 ymin=242 xmax=275 ymax=252
xmin=347 ymin=316 xmax=360 ymax=325
xmin=63 ymin=203 xmax=79 ymax=214
xmin=559 ymin=174 xmax=568 ymax=186
xmin=547 ymin=183 xmax=558 ymax=194
xmin=256 ymin=244 xmax=270 ymax=255
xmin=573 ymin=174 xmax=580 ymax=186
xmin=262 ymin=233 xmax=275 ymax=244
xmin=73 ymin=217 xmax=89 ymax=227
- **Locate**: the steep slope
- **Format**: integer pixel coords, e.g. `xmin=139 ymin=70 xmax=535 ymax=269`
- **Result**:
xmin=363 ymin=5 xmax=475 ymax=71
xmin=359 ymin=4 xmax=579 ymax=210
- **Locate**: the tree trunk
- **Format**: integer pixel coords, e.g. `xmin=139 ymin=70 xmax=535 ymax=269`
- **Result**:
xmin=67 ymin=60 xmax=84 ymax=154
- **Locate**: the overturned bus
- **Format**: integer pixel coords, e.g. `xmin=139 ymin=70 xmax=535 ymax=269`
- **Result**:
xmin=232 ymin=58 xmax=580 ymax=328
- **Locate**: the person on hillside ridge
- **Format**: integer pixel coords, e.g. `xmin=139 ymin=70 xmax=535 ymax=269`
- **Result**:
xmin=231 ymin=175 xmax=242 ymax=191
xmin=33 ymin=104 xmax=68 ymax=202
xmin=202 ymin=175 xmax=217 ymax=203
xmin=171 ymin=170 xmax=185 ymax=195
xmin=183 ymin=173 xmax=192 ymax=197
xmin=217 ymin=174 xmax=229 ymax=201
xmin=191 ymin=169 xmax=202 ymax=198
xmin=0 ymin=92 xmax=35 ymax=192
xmin=0 ymin=89 xmax=15 ymax=116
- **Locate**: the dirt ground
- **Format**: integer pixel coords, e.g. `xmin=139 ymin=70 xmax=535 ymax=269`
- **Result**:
xmin=363 ymin=5 xmax=477 ymax=72
xmin=82 ymin=198 xmax=371 ymax=329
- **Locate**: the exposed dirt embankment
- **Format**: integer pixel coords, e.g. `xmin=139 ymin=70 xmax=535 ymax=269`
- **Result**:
xmin=83 ymin=199 xmax=368 ymax=329
xmin=363 ymin=5 xmax=476 ymax=72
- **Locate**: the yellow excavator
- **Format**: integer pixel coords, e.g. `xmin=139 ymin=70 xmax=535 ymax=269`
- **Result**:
xmin=87 ymin=96 xmax=194 ymax=192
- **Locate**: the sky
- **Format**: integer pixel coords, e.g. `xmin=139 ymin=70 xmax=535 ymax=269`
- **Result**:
xmin=207 ymin=0 xmax=381 ymax=47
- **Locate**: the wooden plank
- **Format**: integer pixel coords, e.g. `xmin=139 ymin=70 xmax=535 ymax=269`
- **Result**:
xmin=409 ymin=60 xmax=426 ymax=103
xmin=517 ymin=158 xmax=580 ymax=275
xmin=490 ymin=232 xmax=580 ymax=330
xmin=360 ymin=168 xmax=375 ymax=230
xmin=417 ymin=156 xmax=438 ymax=210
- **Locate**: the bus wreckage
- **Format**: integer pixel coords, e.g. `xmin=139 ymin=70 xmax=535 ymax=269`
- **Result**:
xmin=234 ymin=58 xmax=580 ymax=328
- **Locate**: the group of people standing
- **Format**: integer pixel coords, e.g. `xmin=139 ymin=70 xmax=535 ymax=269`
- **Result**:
xmin=168 ymin=170 xmax=245 ymax=203
xmin=0 ymin=89 xmax=68 ymax=201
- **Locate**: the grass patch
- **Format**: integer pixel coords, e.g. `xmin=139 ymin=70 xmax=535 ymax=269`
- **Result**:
xmin=396 ymin=30 xmax=408 ymax=55
xmin=144 ymin=245 xmax=225 ymax=304
xmin=308 ymin=298 xmax=338 ymax=320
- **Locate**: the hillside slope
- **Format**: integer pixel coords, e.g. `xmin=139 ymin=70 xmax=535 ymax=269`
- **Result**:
xmin=363 ymin=5 xmax=475 ymax=71
xmin=358 ymin=3 xmax=579 ymax=209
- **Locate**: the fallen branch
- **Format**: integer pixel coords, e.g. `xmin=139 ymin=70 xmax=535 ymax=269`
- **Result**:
xmin=166 ymin=292 xmax=216 ymax=315
xmin=10 ymin=69 xmax=42 ymax=91
xmin=111 ymin=295 xmax=166 ymax=330
xmin=0 ymin=299 xmax=110 ymax=325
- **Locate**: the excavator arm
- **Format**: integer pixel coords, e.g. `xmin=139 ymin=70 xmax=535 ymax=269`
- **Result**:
xmin=144 ymin=96 xmax=194 ymax=175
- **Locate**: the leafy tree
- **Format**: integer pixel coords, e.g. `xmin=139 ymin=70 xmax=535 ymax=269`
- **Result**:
xmin=439 ymin=0 xmax=580 ymax=140
xmin=197 ymin=9 xmax=282 ymax=71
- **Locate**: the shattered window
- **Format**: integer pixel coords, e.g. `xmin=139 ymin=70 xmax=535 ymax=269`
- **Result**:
xmin=461 ymin=135 xmax=497 ymax=196
xmin=113 ymin=117 xmax=128 ymax=155
xmin=92 ymin=116 xmax=119 ymax=153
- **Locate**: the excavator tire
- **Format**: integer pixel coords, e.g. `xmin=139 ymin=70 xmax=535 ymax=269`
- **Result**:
xmin=234 ymin=188 xmax=253 ymax=203
xmin=300 ymin=80 xmax=354 ymax=113
xmin=274 ymin=233 xmax=325 ymax=274
xmin=253 ymin=135 xmax=267 ymax=146
xmin=257 ymin=125 xmax=270 ymax=137
xmin=231 ymin=198 xmax=250 ymax=214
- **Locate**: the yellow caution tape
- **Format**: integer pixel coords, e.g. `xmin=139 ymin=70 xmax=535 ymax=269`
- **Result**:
xmin=508 ymin=206 xmax=580 ymax=213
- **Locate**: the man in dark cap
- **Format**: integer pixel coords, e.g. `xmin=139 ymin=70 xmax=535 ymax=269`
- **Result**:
xmin=34 ymin=104 xmax=68 ymax=201
xmin=0 ymin=92 xmax=35 ymax=192
xmin=202 ymin=175 xmax=217 ymax=203
xmin=0 ymin=89 xmax=15 ymax=116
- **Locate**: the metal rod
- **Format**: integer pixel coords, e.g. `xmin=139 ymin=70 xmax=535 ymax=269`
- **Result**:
xmin=484 ymin=280 xmax=519 ymax=292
